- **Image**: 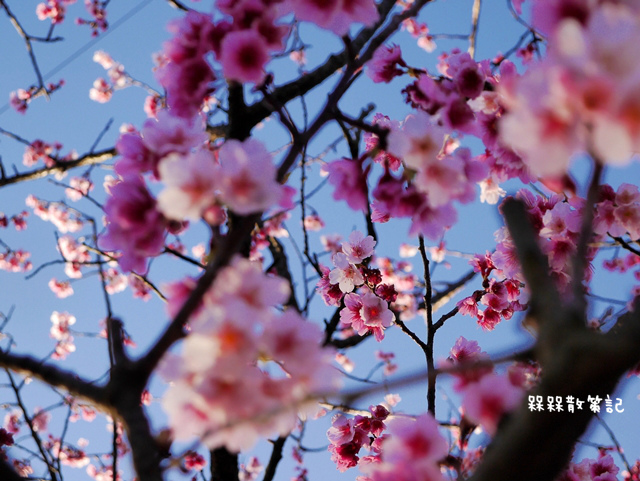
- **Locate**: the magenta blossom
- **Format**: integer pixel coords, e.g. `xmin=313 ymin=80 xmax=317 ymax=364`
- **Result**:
xmin=100 ymin=177 xmax=167 ymax=273
xmin=323 ymin=157 xmax=370 ymax=212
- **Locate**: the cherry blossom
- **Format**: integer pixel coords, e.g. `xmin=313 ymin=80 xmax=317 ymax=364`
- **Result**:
xmin=49 ymin=278 xmax=74 ymax=298
xmin=284 ymin=0 xmax=379 ymax=36
xmin=461 ymin=373 xmax=523 ymax=435
xmin=155 ymin=11 xmax=217 ymax=118
xmin=323 ymin=157 xmax=370 ymax=212
xmin=499 ymin=2 xmax=640 ymax=175
xmin=36 ymin=0 xmax=76 ymax=25
xmin=363 ymin=413 xmax=447 ymax=481
xmin=329 ymin=253 xmax=365 ymax=293
xmin=342 ymin=231 xmax=376 ymax=264
xmin=89 ymin=78 xmax=112 ymax=103
xmin=217 ymin=138 xmax=283 ymax=215
xmin=220 ymin=29 xmax=270 ymax=84
xmin=367 ymin=45 xmax=406 ymax=83
xmin=157 ymin=149 xmax=219 ymax=221
xmin=161 ymin=256 xmax=340 ymax=452
xmin=65 ymin=177 xmax=94 ymax=202
xmin=99 ymin=177 xmax=167 ymax=273
xmin=387 ymin=111 xmax=446 ymax=171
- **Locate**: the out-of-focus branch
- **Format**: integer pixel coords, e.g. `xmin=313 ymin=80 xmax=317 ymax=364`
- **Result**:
xmin=210 ymin=447 xmax=239 ymax=481
xmin=166 ymin=0 xmax=190 ymax=11
xmin=467 ymin=199 xmax=640 ymax=481
xmin=468 ymin=0 xmax=482 ymax=58
xmin=0 ymin=457 xmax=23 ymax=481
xmin=0 ymin=350 xmax=107 ymax=407
xmin=0 ymin=148 xmax=116 ymax=187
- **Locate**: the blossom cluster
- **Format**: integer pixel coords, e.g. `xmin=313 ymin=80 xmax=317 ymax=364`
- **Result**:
xmin=361 ymin=413 xmax=449 ymax=481
xmin=89 ymin=51 xmax=129 ymax=103
xmin=99 ymin=176 xmax=169 ymax=273
xmin=10 ymin=80 xmax=65 ymax=114
xmin=76 ymin=0 xmax=108 ymax=36
xmin=0 ymin=210 xmax=28 ymax=231
xmin=446 ymin=337 xmax=528 ymax=436
xmin=316 ymin=231 xmax=396 ymax=341
xmin=370 ymin=111 xmax=488 ymax=238
xmin=556 ymin=454 xmax=619 ymax=481
xmin=155 ymin=0 xmax=378 ymax=117
xmin=364 ymin=45 xmax=535 ymax=221
xmin=102 ymin=112 xmax=284 ymax=273
xmin=482 ymin=185 xmax=640 ymax=297
xmin=26 ymin=196 xmax=84 ymax=233
xmin=161 ymin=256 xmax=341 ymax=452
xmin=65 ymin=177 xmax=94 ymax=202
xmin=158 ymin=137 xmax=283 ymax=219
xmin=326 ymin=405 xmax=390 ymax=472
xmin=457 ymin=252 xmax=526 ymax=331
xmin=36 ymin=0 xmax=76 ymax=24
xmin=499 ymin=1 xmax=640 ymax=176
xmin=23 ymin=139 xmax=62 ymax=167
xmin=58 ymin=235 xmax=90 ymax=279
xmin=0 ymin=249 xmax=32 ymax=273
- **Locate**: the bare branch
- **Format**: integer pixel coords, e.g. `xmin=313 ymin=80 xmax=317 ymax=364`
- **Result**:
xmin=0 ymin=350 xmax=106 ymax=407
xmin=0 ymin=148 xmax=116 ymax=187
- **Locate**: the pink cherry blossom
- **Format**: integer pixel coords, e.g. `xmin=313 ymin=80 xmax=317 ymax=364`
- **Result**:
xmin=367 ymin=45 xmax=406 ymax=83
xmin=285 ymin=0 xmax=379 ymax=36
xmin=317 ymin=265 xmax=344 ymax=306
xmin=49 ymin=278 xmax=74 ymax=298
xmin=89 ymin=78 xmax=112 ymax=103
xmin=303 ymin=214 xmax=325 ymax=231
xmin=462 ymin=373 xmax=523 ymax=435
xmin=387 ymin=112 xmax=446 ymax=171
xmin=447 ymin=336 xmax=492 ymax=389
xmin=36 ymin=0 xmax=76 ymax=24
xmin=155 ymin=11 xmax=217 ymax=118
xmin=323 ymin=157 xmax=370 ymax=212
xmin=157 ymin=150 xmax=219 ymax=221
xmin=162 ymin=257 xmax=340 ymax=453
xmin=9 ymin=89 xmax=30 ymax=114
xmin=32 ymin=408 xmax=50 ymax=432
xmin=342 ymin=231 xmax=376 ymax=264
xmin=364 ymin=114 xmax=403 ymax=170
xmin=364 ymin=413 xmax=446 ymax=481
xmin=217 ymin=138 xmax=282 ymax=215
xmin=65 ymin=176 xmax=94 ymax=201
xmin=220 ymin=29 xmax=270 ymax=84
xmin=330 ymin=253 xmax=365 ymax=293
xmin=142 ymin=110 xmax=207 ymax=160
xmin=99 ymin=176 xmax=167 ymax=273
xmin=358 ymin=292 xmax=395 ymax=341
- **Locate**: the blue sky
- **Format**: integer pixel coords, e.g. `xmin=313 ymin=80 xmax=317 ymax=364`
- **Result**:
xmin=1 ymin=1 xmax=639 ymax=480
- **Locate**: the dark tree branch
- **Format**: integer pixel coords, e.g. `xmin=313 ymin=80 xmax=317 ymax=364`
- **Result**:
xmin=466 ymin=198 xmax=640 ymax=481
xmin=609 ymin=235 xmax=640 ymax=257
xmin=210 ymin=447 xmax=239 ymax=481
xmin=0 ymin=350 xmax=106 ymax=407
xmin=0 ymin=457 xmax=23 ymax=481
xmin=0 ymin=148 xmax=116 ymax=187
xmin=262 ymin=436 xmax=287 ymax=481
xmin=418 ymin=236 xmax=437 ymax=414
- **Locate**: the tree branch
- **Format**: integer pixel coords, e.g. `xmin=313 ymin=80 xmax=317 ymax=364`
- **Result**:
xmin=0 ymin=350 xmax=106 ymax=407
xmin=0 ymin=148 xmax=116 ymax=187
xmin=467 ymin=198 xmax=640 ymax=481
